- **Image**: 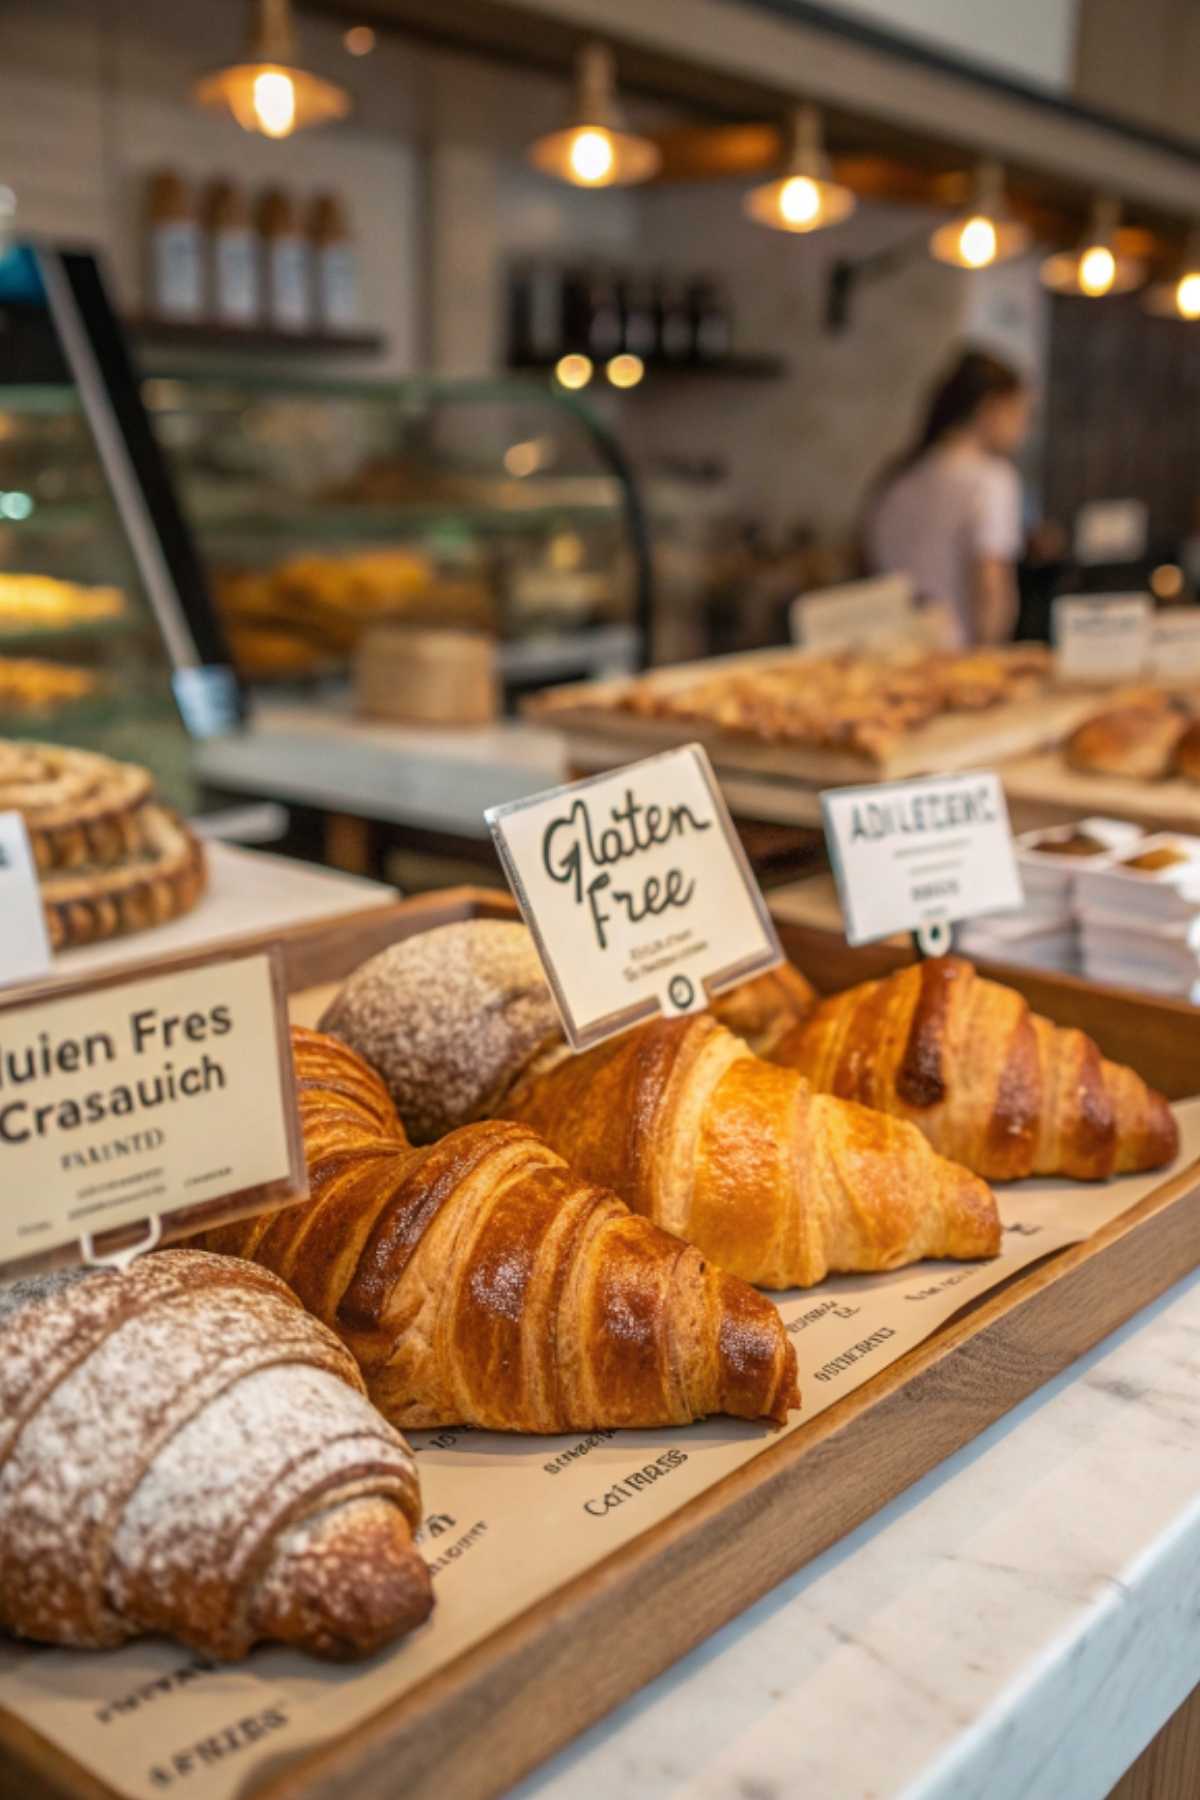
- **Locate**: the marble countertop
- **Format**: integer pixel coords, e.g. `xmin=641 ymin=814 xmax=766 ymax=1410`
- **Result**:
xmin=515 ymin=1265 xmax=1200 ymax=1800
xmin=195 ymin=706 xmax=566 ymax=839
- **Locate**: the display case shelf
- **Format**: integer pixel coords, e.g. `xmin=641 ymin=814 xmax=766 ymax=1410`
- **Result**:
xmin=129 ymin=318 xmax=388 ymax=358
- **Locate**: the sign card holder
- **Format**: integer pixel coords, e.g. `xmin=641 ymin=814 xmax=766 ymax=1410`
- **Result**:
xmin=487 ymin=744 xmax=783 ymax=1051
xmin=0 ymin=942 xmax=306 ymax=1278
xmin=821 ymin=770 xmax=1023 ymax=949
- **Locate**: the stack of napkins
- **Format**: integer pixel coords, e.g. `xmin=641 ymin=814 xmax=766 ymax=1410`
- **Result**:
xmin=957 ymin=817 xmax=1142 ymax=974
xmin=1074 ymin=834 xmax=1200 ymax=998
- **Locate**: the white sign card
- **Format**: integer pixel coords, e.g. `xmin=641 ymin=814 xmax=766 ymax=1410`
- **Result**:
xmin=1052 ymin=594 xmax=1151 ymax=683
xmin=0 ymin=811 xmax=51 ymax=989
xmin=1074 ymin=498 xmax=1148 ymax=566
xmin=1147 ymin=607 xmax=1200 ymax=681
xmin=821 ymin=771 xmax=1024 ymax=947
xmin=486 ymin=745 xmax=783 ymax=1050
xmin=790 ymin=573 xmax=917 ymax=653
xmin=0 ymin=950 xmax=306 ymax=1275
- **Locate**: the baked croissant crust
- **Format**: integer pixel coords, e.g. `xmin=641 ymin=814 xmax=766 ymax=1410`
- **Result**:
xmin=707 ymin=962 xmax=817 ymax=1056
xmin=1064 ymin=702 xmax=1188 ymax=780
xmin=771 ymin=957 xmax=1179 ymax=1181
xmin=194 ymin=1029 xmax=798 ymax=1430
xmin=502 ymin=1013 xmax=1000 ymax=1289
xmin=0 ymin=1249 xmax=432 ymax=1660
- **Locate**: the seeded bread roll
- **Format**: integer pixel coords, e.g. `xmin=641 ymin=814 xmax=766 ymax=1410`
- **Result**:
xmin=319 ymin=921 xmax=562 ymax=1143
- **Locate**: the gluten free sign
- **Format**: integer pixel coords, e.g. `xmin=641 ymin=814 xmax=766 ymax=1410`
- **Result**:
xmin=487 ymin=746 xmax=782 ymax=1049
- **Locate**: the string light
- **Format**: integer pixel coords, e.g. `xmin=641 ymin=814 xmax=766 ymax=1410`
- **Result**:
xmin=606 ymin=352 xmax=645 ymax=388
xmin=743 ymin=107 xmax=856 ymax=234
xmin=1144 ymin=233 xmax=1200 ymax=320
xmin=527 ymin=44 xmax=660 ymax=188
xmin=929 ymin=164 xmax=1030 ymax=270
xmin=1041 ymin=199 xmax=1144 ymax=297
xmin=193 ymin=0 xmax=350 ymax=138
xmin=554 ymin=353 xmax=594 ymax=390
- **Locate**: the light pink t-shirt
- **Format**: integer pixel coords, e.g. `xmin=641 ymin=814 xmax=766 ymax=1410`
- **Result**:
xmin=866 ymin=443 xmax=1022 ymax=646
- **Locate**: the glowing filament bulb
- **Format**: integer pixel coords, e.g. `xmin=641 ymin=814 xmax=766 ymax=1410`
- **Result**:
xmin=1079 ymin=244 xmax=1116 ymax=296
xmin=959 ymin=214 xmax=998 ymax=269
xmin=1177 ymin=273 xmax=1200 ymax=320
xmin=568 ymin=129 xmax=616 ymax=185
xmin=253 ymin=70 xmax=297 ymax=138
xmin=779 ymin=175 xmax=821 ymax=227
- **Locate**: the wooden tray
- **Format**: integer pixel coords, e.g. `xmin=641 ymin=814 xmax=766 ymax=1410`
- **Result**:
xmin=1003 ymin=750 xmax=1200 ymax=839
xmin=528 ymin=648 xmax=1102 ymax=811
xmin=4 ymin=886 xmax=1200 ymax=1800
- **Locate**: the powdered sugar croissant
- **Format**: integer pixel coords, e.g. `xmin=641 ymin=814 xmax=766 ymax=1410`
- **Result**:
xmin=0 ymin=1250 xmax=431 ymax=1660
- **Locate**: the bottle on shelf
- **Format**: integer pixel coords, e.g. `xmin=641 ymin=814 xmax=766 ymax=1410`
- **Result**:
xmin=584 ymin=264 xmax=623 ymax=360
xmin=201 ymin=178 xmax=259 ymax=327
xmin=257 ymin=187 xmax=313 ymax=333
xmin=654 ymin=273 xmax=694 ymax=363
xmin=688 ymin=275 xmax=733 ymax=363
xmin=508 ymin=260 xmax=566 ymax=365
xmin=618 ymin=270 xmax=657 ymax=359
xmin=309 ymin=192 xmax=359 ymax=332
xmin=144 ymin=170 xmax=204 ymax=322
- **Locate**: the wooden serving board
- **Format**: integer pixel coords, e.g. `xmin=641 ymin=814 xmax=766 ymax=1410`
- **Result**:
xmin=529 ymin=649 xmax=1102 ymax=810
xmin=1003 ymin=750 xmax=1200 ymax=839
xmin=4 ymin=887 xmax=1200 ymax=1800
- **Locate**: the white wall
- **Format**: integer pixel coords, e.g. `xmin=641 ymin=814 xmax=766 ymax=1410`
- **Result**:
xmin=820 ymin=0 xmax=1080 ymax=90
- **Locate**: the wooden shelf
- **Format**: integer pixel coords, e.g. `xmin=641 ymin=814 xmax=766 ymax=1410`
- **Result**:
xmin=129 ymin=318 xmax=387 ymax=357
xmin=508 ymin=353 xmax=786 ymax=382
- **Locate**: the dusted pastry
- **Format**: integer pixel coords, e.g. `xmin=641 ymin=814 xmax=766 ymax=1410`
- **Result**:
xmin=193 ymin=1029 xmax=799 ymax=1430
xmin=0 ymin=1250 xmax=431 ymax=1660
xmin=320 ymin=925 xmax=1000 ymax=1291
xmin=771 ymin=957 xmax=1179 ymax=1181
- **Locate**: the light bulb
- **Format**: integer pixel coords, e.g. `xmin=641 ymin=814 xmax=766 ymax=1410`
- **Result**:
xmin=253 ymin=68 xmax=297 ymax=137
xmin=779 ymin=175 xmax=822 ymax=227
xmin=606 ymin=352 xmax=645 ymax=389
xmin=958 ymin=215 xmax=998 ymax=269
xmin=1177 ymin=273 xmax=1200 ymax=319
xmin=568 ymin=129 xmax=616 ymax=185
xmin=1079 ymin=244 xmax=1116 ymax=296
xmin=554 ymin=353 xmax=594 ymax=390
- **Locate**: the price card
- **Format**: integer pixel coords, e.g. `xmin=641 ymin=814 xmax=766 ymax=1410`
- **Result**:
xmin=822 ymin=771 xmax=1024 ymax=947
xmin=0 ymin=948 xmax=306 ymax=1276
xmin=791 ymin=574 xmax=917 ymax=652
xmin=1053 ymin=594 xmax=1151 ymax=683
xmin=1147 ymin=607 xmax=1200 ymax=681
xmin=0 ymin=811 xmax=52 ymax=990
xmin=486 ymin=745 xmax=782 ymax=1050
xmin=1074 ymin=498 xmax=1148 ymax=566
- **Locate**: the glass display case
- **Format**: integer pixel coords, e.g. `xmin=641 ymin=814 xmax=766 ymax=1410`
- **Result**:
xmin=141 ymin=370 xmax=651 ymax=697
xmin=0 ymin=246 xmax=236 ymax=812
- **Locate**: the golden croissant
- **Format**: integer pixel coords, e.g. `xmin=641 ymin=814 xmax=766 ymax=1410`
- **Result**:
xmin=502 ymin=1012 xmax=1000 ymax=1289
xmin=0 ymin=1249 xmax=431 ymax=1660
xmin=193 ymin=1028 xmax=798 ymax=1431
xmin=770 ymin=956 xmax=1179 ymax=1181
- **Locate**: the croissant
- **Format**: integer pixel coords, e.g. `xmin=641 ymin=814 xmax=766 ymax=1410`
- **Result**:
xmin=707 ymin=962 xmax=817 ymax=1056
xmin=193 ymin=1028 xmax=798 ymax=1430
xmin=502 ymin=1013 xmax=1000 ymax=1289
xmin=770 ymin=957 xmax=1179 ymax=1181
xmin=321 ymin=925 xmax=999 ymax=1291
xmin=1065 ymin=702 xmax=1188 ymax=780
xmin=0 ymin=1249 xmax=431 ymax=1660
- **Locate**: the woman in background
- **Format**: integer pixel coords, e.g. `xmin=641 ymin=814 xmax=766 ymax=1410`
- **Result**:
xmin=865 ymin=348 xmax=1033 ymax=647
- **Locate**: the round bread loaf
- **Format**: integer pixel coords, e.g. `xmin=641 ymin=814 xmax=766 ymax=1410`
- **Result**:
xmin=1174 ymin=718 xmax=1200 ymax=785
xmin=319 ymin=921 xmax=562 ymax=1143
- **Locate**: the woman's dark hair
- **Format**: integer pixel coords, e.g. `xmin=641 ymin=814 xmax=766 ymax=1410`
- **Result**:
xmin=908 ymin=348 xmax=1024 ymax=462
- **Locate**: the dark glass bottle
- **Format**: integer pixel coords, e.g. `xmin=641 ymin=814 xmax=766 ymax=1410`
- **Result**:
xmin=619 ymin=270 xmax=658 ymax=358
xmin=688 ymin=276 xmax=733 ymax=363
xmin=654 ymin=273 xmax=693 ymax=362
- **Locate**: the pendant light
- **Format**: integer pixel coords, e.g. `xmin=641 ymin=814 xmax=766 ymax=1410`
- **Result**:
xmin=743 ymin=106 xmax=856 ymax=233
xmin=929 ymin=162 xmax=1030 ymax=270
xmin=527 ymin=43 xmax=661 ymax=188
xmin=1144 ymin=232 xmax=1200 ymax=319
xmin=1040 ymin=198 xmax=1144 ymax=297
xmin=193 ymin=0 xmax=351 ymax=139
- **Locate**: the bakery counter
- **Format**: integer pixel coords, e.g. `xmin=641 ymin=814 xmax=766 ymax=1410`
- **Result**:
xmin=194 ymin=703 xmax=567 ymax=878
xmin=516 ymin=1262 xmax=1200 ymax=1800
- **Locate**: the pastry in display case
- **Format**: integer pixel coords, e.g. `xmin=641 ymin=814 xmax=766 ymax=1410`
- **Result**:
xmin=141 ymin=370 xmax=652 ymax=695
xmin=0 ymin=244 xmax=240 ymax=807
